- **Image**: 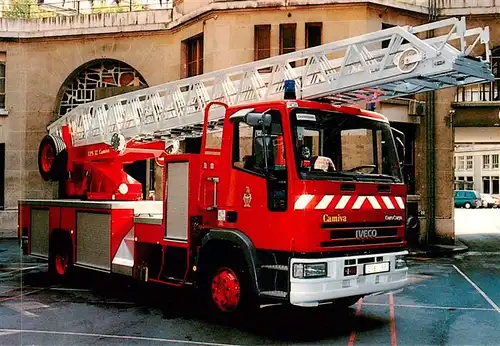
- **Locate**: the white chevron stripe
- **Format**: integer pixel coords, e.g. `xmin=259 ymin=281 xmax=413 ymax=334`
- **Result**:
xmin=294 ymin=194 xmax=314 ymax=210
xmin=382 ymin=196 xmax=395 ymax=209
xmin=367 ymin=196 xmax=381 ymax=209
xmin=395 ymin=197 xmax=405 ymax=209
xmin=335 ymin=195 xmax=351 ymax=209
xmin=352 ymin=196 xmax=367 ymax=209
xmin=315 ymin=195 xmax=334 ymax=209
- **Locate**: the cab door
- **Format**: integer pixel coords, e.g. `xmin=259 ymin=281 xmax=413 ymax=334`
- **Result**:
xmin=224 ymin=108 xmax=290 ymax=250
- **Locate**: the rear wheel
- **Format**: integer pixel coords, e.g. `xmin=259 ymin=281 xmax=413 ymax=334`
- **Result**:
xmin=464 ymin=202 xmax=471 ymax=209
xmin=49 ymin=235 xmax=73 ymax=282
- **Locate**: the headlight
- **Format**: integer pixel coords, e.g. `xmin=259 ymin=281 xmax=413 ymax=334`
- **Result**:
xmin=395 ymin=255 xmax=407 ymax=269
xmin=292 ymin=262 xmax=327 ymax=278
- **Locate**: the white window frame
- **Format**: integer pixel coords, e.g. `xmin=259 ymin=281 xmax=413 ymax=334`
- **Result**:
xmin=492 ymin=154 xmax=499 ymax=169
xmin=458 ymin=156 xmax=465 ymax=170
xmin=0 ymin=60 xmax=5 ymax=111
xmin=466 ymin=155 xmax=473 ymax=170
xmin=483 ymin=155 xmax=490 ymax=169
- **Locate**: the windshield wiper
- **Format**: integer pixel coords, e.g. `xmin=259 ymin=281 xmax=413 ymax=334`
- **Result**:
xmin=305 ymin=171 xmax=359 ymax=181
xmin=355 ymin=173 xmax=398 ymax=182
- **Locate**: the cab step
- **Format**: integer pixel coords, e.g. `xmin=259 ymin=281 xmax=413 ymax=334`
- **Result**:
xmin=261 ymin=264 xmax=288 ymax=271
xmin=260 ymin=290 xmax=288 ymax=299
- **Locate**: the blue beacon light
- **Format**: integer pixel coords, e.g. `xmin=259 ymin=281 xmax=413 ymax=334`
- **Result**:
xmin=284 ymin=80 xmax=296 ymax=100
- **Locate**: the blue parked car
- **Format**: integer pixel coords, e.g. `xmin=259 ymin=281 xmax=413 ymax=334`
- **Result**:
xmin=454 ymin=190 xmax=481 ymax=209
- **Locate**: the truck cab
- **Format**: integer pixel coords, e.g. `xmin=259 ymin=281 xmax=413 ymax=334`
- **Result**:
xmin=195 ymin=99 xmax=408 ymax=310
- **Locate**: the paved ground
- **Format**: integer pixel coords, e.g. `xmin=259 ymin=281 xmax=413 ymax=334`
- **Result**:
xmin=0 ymin=208 xmax=499 ymax=345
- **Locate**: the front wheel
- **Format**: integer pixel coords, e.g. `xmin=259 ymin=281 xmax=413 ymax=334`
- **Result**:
xmin=464 ymin=202 xmax=471 ymax=209
xmin=203 ymin=255 xmax=258 ymax=319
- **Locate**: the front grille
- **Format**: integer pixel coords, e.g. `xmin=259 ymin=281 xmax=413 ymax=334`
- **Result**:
xmin=321 ymin=238 xmax=403 ymax=247
xmin=330 ymin=228 xmax=398 ymax=239
xmin=321 ymin=222 xmax=403 ymax=248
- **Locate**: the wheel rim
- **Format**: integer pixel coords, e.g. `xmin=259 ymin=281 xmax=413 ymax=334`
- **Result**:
xmin=41 ymin=144 xmax=55 ymax=173
xmin=54 ymin=253 xmax=68 ymax=276
xmin=211 ymin=267 xmax=241 ymax=313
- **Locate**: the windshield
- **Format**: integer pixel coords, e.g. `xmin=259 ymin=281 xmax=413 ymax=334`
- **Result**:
xmin=290 ymin=108 xmax=403 ymax=183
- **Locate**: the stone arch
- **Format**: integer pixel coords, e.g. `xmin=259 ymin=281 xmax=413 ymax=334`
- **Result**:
xmin=55 ymin=58 xmax=148 ymax=118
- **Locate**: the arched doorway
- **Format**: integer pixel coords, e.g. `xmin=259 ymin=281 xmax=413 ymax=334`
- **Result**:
xmin=55 ymin=59 xmax=151 ymax=199
xmin=57 ymin=59 xmax=148 ymax=117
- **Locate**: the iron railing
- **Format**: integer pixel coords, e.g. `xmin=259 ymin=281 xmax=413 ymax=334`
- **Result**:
xmin=0 ymin=0 xmax=172 ymax=19
xmin=456 ymin=55 xmax=500 ymax=102
xmin=455 ymin=79 xmax=500 ymax=102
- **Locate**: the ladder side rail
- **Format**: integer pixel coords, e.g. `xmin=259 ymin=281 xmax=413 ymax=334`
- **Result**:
xmin=48 ymin=23 xmax=428 ymax=132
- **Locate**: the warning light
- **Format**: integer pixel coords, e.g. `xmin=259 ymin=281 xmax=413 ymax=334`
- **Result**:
xmin=284 ymin=80 xmax=296 ymax=99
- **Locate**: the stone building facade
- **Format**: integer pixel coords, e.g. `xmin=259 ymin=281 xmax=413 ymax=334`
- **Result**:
xmin=0 ymin=0 xmax=498 ymax=243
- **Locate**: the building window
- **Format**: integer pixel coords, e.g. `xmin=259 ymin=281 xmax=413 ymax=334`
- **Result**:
xmin=483 ymin=155 xmax=490 ymax=169
xmin=466 ymin=155 xmax=473 ymax=170
xmin=457 ymin=156 xmax=465 ymax=170
xmin=280 ymin=24 xmax=296 ymax=67
xmin=483 ymin=176 xmax=491 ymax=193
xmin=492 ymin=176 xmax=499 ymax=194
xmin=493 ymin=154 xmax=499 ymax=169
xmin=254 ymin=25 xmax=271 ymax=61
xmin=0 ymin=62 xmax=4 ymax=109
xmin=185 ymin=34 xmax=203 ymax=78
xmin=305 ymin=23 xmax=322 ymax=48
xmin=0 ymin=143 xmax=3 ymax=210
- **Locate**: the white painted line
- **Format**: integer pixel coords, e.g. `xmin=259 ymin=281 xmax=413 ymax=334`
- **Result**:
xmin=0 ymin=285 xmax=90 ymax=293
xmin=0 ymin=329 xmax=241 ymax=346
xmin=0 ymin=330 xmax=20 ymax=336
xmin=452 ymin=265 xmax=500 ymax=314
xmin=0 ymin=265 xmax=47 ymax=278
xmin=362 ymin=302 xmax=496 ymax=311
xmin=22 ymin=311 xmax=38 ymax=317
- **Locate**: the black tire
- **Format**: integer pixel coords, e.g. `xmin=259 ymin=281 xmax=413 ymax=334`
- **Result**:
xmin=201 ymin=250 xmax=258 ymax=321
xmin=48 ymin=233 xmax=73 ymax=283
xmin=38 ymin=134 xmax=67 ymax=182
xmin=464 ymin=202 xmax=471 ymax=209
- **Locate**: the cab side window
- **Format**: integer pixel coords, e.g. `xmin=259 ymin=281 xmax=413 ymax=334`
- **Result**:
xmin=232 ymin=110 xmax=286 ymax=176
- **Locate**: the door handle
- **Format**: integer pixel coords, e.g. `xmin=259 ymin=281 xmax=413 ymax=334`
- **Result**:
xmin=206 ymin=177 xmax=219 ymax=211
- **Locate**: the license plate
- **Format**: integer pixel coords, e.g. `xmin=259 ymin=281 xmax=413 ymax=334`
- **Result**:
xmin=364 ymin=262 xmax=390 ymax=275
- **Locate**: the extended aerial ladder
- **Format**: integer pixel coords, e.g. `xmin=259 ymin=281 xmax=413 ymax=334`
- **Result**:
xmin=38 ymin=17 xmax=493 ymax=199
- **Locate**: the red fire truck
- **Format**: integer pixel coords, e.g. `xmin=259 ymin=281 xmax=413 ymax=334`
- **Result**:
xmin=18 ymin=17 xmax=493 ymax=315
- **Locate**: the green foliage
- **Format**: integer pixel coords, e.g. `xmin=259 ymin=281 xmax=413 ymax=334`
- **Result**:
xmin=4 ymin=0 xmax=56 ymax=19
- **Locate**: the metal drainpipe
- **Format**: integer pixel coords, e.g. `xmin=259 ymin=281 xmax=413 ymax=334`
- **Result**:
xmin=425 ymin=0 xmax=437 ymax=246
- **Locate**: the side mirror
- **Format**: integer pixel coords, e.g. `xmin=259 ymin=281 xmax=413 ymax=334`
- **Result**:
xmin=245 ymin=112 xmax=272 ymax=127
xmin=391 ymin=127 xmax=405 ymax=166
xmin=228 ymin=108 xmax=272 ymax=127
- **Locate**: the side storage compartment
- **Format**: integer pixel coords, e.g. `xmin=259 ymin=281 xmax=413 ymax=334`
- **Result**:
xmin=76 ymin=211 xmax=111 ymax=271
xmin=30 ymin=208 xmax=50 ymax=258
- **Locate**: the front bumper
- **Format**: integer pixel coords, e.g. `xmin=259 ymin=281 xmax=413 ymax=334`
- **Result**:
xmin=289 ymin=251 xmax=408 ymax=307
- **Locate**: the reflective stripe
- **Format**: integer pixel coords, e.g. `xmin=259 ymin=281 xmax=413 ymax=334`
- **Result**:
xmin=352 ymin=196 xmax=367 ymax=209
xmin=294 ymin=194 xmax=405 ymax=210
xmin=382 ymin=196 xmax=395 ymax=209
xmin=335 ymin=196 xmax=351 ymax=209
xmin=367 ymin=196 xmax=381 ymax=209
xmin=294 ymin=194 xmax=314 ymax=210
xmin=315 ymin=195 xmax=334 ymax=210
xmin=395 ymin=197 xmax=405 ymax=209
